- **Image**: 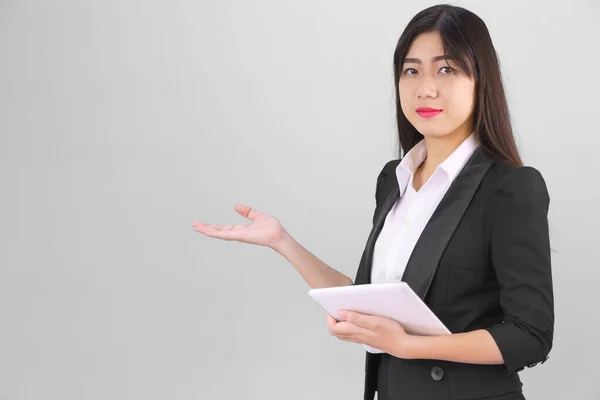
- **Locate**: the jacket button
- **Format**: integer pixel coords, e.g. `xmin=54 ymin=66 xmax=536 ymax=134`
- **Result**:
xmin=431 ymin=366 xmax=444 ymax=381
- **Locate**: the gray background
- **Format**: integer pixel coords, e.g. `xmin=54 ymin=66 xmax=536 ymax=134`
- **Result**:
xmin=1 ymin=0 xmax=598 ymax=399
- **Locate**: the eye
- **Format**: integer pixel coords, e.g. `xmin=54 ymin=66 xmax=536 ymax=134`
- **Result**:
xmin=440 ymin=66 xmax=454 ymax=74
xmin=403 ymin=68 xmax=417 ymax=75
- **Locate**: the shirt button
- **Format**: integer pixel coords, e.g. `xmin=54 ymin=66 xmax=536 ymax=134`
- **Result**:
xmin=431 ymin=366 xmax=445 ymax=381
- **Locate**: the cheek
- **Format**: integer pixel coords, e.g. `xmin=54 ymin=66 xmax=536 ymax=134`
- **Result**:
xmin=444 ymin=82 xmax=475 ymax=119
xmin=398 ymin=85 xmax=413 ymax=116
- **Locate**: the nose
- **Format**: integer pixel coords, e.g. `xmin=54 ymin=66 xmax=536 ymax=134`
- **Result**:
xmin=416 ymin=78 xmax=438 ymax=99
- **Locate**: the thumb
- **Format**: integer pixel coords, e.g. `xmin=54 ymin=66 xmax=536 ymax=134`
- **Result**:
xmin=234 ymin=204 xmax=260 ymax=221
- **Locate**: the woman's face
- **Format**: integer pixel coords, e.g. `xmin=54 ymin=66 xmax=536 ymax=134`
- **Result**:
xmin=399 ymin=31 xmax=476 ymax=140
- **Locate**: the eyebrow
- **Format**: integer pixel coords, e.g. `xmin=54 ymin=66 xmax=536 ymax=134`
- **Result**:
xmin=403 ymin=55 xmax=454 ymax=64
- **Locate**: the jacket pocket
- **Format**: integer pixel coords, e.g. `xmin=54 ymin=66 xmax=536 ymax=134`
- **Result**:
xmin=445 ymin=266 xmax=490 ymax=304
xmin=447 ymin=261 xmax=488 ymax=272
xmin=446 ymin=362 xmax=523 ymax=399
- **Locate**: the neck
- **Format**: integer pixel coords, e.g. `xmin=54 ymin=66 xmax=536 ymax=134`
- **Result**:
xmin=419 ymin=129 xmax=472 ymax=175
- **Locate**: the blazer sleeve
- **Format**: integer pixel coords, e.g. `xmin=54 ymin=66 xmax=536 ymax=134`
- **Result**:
xmin=484 ymin=166 xmax=554 ymax=373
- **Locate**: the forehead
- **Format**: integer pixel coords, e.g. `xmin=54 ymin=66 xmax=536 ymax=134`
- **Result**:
xmin=405 ymin=32 xmax=444 ymax=58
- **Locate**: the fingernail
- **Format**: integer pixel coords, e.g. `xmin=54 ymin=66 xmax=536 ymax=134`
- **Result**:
xmin=339 ymin=311 xmax=347 ymax=320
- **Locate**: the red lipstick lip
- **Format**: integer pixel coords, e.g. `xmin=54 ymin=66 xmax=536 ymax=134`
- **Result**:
xmin=416 ymin=107 xmax=442 ymax=112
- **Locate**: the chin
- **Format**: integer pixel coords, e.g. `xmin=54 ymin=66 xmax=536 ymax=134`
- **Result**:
xmin=414 ymin=125 xmax=453 ymax=139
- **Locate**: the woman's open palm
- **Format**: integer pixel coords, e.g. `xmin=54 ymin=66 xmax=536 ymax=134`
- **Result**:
xmin=193 ymin=204 xmax=286 ymax=248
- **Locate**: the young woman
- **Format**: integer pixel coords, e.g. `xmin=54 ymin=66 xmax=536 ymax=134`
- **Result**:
xmin=193 ymin=4 xmax=553 ymax=400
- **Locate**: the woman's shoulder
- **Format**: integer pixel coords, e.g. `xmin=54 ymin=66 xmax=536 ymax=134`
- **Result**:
xmin=377 ymin=158 xmax=401 ymax=179
xmin=485 ymin=160 xmax=550 ymax=203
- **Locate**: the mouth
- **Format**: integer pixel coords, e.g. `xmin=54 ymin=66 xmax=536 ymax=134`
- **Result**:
xmin=416 ymin=107 xmax=443 ymax=118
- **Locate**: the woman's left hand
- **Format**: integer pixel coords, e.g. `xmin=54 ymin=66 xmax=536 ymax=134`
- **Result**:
xmin=326 ymin=310 xmax=414 ymax=358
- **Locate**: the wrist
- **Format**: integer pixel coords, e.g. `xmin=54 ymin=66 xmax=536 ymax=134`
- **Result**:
xmin=270 ymin=229 xmax=294 ymax=255
xmin=394 ymin=334 xmax=420 ymax=359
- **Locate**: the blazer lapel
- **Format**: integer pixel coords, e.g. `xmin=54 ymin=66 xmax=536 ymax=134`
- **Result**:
xmin=355 ymin=168 xmax=401 ymax=285
xmin=400 ymin=147 xmax=494 ymax=299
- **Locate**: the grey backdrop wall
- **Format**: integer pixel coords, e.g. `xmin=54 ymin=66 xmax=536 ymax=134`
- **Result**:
xmin=1 ymin=0 xmax=599 ymax=399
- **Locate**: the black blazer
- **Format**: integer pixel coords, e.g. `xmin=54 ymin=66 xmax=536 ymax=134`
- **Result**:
xmin=353 ymin=147 xmax=554 ymax=400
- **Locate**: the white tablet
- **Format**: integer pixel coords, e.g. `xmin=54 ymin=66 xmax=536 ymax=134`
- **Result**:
xmin=308 ymin=282 xmax=451 ymax=336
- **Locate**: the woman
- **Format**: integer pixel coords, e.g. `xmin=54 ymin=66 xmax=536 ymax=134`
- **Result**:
xmin=193 ymin=4 xmax=553 ymax=400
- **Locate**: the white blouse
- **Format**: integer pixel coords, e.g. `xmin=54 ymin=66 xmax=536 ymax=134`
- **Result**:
xmin=364 ymin=132 xmax=479 ymax=354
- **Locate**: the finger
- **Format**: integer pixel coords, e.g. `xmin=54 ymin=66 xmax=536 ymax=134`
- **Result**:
xmin=192 ymin=222 xmax=216 ymax=234
xmin=193 ymin=223 xmax=239 ymax=241
xmin=326 ymin=313 xmax=338 ymax=327
xmin=192 ymin=222 xmax=235 ymax=232
xmin=235 ymin=204 xmax=261 ymax=221
xmin=330 ymin=321 xmax=359 ymax=335
xmin=328 ymin=329 xmax=350 ymax=339
xmin=332 ymin=321 xmax=373 ymax=340
xmin=343 ymin=311 xmax=378 ymax=330
xmin=192 ymin=222 xmax=222 ymax=229
xmin=328 ymin=326 xmax=364 ymax=343
xmin=331 ymin=332 xmax=353 ymax=340
xmin=193 ymin=222 xmax=220 ymax=233
xmin=194 ymin=222 xmax=220 ymax=236
xmin=333 ymin=334 xmax=363 ymax=344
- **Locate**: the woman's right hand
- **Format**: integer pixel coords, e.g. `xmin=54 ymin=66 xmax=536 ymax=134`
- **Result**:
xmin=193 ymin=204 xmax=288 ymax=249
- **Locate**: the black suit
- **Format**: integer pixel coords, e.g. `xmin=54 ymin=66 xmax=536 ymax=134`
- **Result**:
xmin=353 ymin=147 xmax=554 ymax=400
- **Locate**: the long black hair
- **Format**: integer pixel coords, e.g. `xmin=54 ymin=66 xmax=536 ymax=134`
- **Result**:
xmin=393 ymin=4 xmax=522 ymax=167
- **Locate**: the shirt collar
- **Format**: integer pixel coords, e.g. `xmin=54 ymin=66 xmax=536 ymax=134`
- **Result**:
xmin=396 ymin=132 xmax=479 ymax=196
